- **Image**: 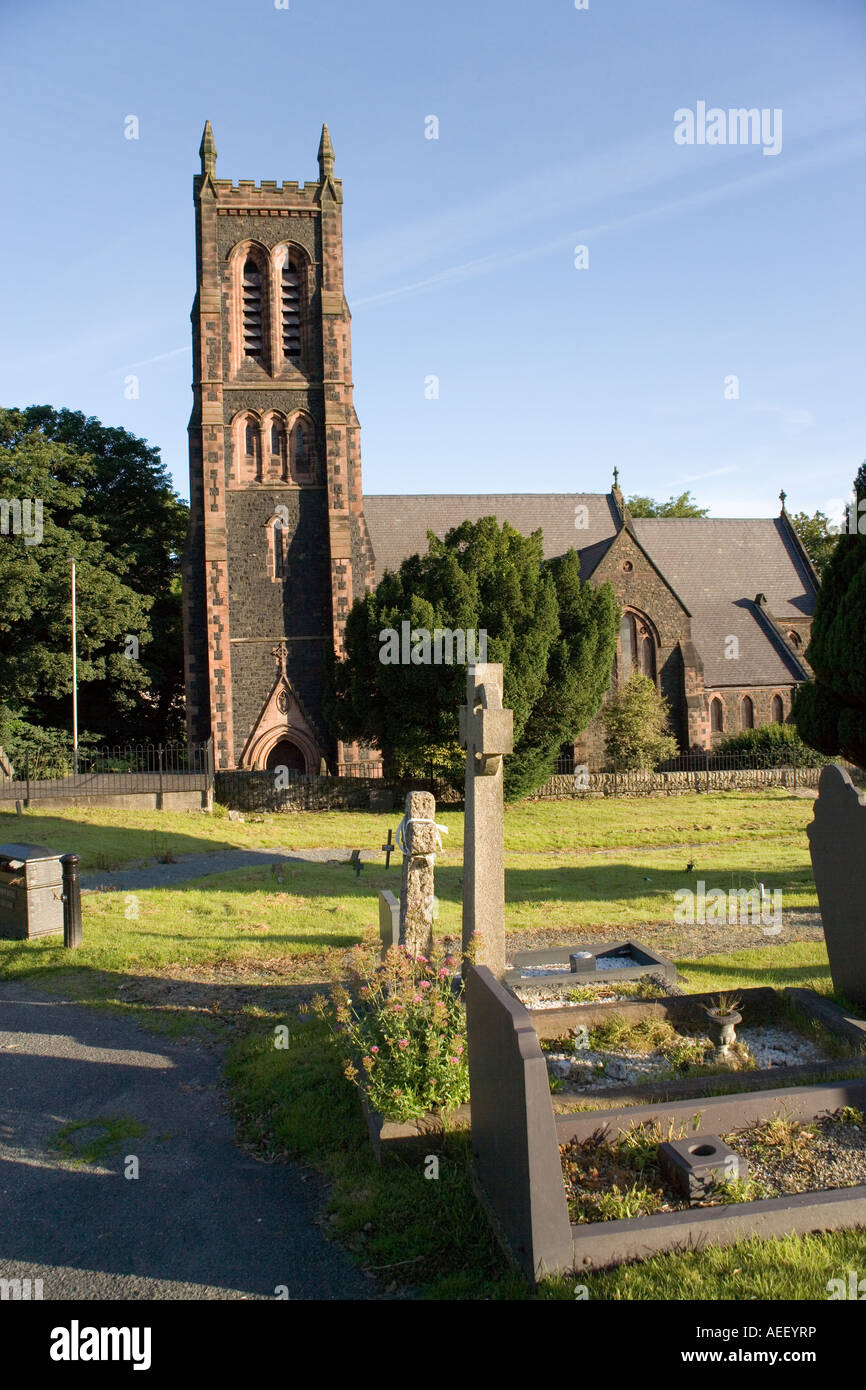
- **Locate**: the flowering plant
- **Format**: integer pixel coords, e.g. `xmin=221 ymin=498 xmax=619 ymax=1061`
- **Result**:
xmin=307 ymin=941 xmax=469 ymax=1123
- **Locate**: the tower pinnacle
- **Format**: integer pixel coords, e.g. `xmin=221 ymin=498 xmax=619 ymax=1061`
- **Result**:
xmin=199 ymin=121 xmax=217 ymax=180
xmin=318 ymin=123 xmax=335 ymax=180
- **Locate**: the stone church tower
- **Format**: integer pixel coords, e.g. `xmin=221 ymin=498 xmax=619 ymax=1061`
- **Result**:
xmin=182 ymin=122 xmax=373 ymax=771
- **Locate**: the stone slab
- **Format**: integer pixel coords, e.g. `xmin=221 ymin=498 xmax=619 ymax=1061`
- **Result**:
xmin=378 ymin=889 xmax=400 ymax=958
xmin=466 ymin=965 xmax=574 ymax=1285
xmin=505 ymin=939 xmax=677 ymax=994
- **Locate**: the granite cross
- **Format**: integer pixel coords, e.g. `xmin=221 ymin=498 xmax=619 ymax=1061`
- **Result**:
xmin=459 ymin=662 xmax=514 ymax=978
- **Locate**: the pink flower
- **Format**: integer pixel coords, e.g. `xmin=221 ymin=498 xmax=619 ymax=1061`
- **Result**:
xmin=416 ymin=955 xmax=428 ymax=964
xmin=412 ymin=995 xmax=422 ymax=1004
xmin=419 ymin=980 xmax=431 ymax=989
xmin=398 ymin=1038 xmax=409 ymax=1049
xmin=438 ymin=967 xmax=449 ymax=978
xmin=370 ymin=1045 xmax=379 ymax=1053
xmin=392 ymin=1003 xmax=404 ymax=1011
xmin=449 ymin=1057 xmax=459 ymax=1064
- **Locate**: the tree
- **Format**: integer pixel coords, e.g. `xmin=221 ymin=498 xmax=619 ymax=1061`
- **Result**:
xmin=788 ymin=510 xmax=838 ymax=581
xmin=0 ymin=407 xmax=189 ymax=749
xmin=793 ymin=466 xmax=866 ymax=769
xmin=601 ymin=671 xmax=678 ymax=770
xmin=327 ymin=517 xmax=619 ymax=799
xmin=625 ymin=491 xmax=709 ymax=518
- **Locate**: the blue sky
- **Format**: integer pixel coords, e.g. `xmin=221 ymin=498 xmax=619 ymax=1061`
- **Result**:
xmin=1 ymin=0 xmax=864 ymax=519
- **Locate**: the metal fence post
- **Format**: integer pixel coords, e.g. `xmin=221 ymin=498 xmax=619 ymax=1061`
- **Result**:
xmin=793 ymin=746 xmax=798 ymax=791
xmin=61 ymin=854 xmax=83 ymax=948
xmin=25 ymin=748 xmax=30 ymax=808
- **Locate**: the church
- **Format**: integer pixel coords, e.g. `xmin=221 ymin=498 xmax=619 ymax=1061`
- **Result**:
xmin=182 ymin=126 xmax=819 ymax=773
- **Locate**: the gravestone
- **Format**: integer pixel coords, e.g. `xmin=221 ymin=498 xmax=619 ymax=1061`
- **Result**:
xmin=459 ymin=663 xmax=514 ymax=979
xmin=378 ymin=889 xmax=400 ymax=957
xmin=807 ymin=764 xmax=866 ymax=1009
xmin=397 ymin=790 xmax=442 ymax=958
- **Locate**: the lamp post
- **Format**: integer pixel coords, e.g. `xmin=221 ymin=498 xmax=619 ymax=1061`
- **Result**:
xmin=69 ymin=556 xmax=78 ymax=776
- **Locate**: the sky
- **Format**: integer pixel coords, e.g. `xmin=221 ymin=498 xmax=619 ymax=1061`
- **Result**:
xmin=1 ymin=0 xmax=864 ymax=519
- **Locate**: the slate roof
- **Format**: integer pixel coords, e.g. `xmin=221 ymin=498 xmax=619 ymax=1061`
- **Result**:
xmin=363 ymin=494 xmax=619 ymax=583
xmin=362 ymin=495 xmax=818 ymax=689
xmin=631 ymin=518 xmax=818 ymax=687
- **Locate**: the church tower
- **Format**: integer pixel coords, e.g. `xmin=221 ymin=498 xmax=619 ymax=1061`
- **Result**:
xmin=182 ymin=123 xmax=373 ymax=770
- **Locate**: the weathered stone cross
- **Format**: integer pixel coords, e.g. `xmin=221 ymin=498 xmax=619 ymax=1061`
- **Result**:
xmin=459 ymin=662 xmax=514 ymax=978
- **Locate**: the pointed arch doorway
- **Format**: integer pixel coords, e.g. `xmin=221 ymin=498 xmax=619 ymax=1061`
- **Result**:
xmin=266 ymin=738 xmax=307 ymax=774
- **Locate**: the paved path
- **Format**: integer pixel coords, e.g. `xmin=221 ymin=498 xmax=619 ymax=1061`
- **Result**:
xmin=0 ymin=980 xmax=372 ymax=1300
xmin=80 ymin=846 xmax=382 ymax=894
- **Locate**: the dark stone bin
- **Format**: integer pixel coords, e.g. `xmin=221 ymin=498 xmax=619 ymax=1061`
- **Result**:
xmin=0 ymin=842 xmax=64 ymax=939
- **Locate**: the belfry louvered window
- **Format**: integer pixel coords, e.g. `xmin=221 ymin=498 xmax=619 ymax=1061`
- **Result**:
xmin=242 ymin=258 xmax=263 ymax=357
xmin=281 ymin=259 xmax=302 ymax=357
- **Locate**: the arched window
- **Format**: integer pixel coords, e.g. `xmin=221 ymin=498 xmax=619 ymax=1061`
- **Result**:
xmin=272 ymin=517 xmax=286 ymax=580
xmin=771 ymin=694 xmax=784 ymax=724
xmin=281 ymin=258 xmax=302 ymax=358
xmin=787 ymin=630 xmax=802 ymax=649
xmin=640 ymin=634 xmax=656 ymax=681
xmin=242 ymin=257 xmax=264 ymax=358
xmin=618 ymin=613 xmax=638 ymax=683
xmin=239 ymin=415 xmax=261 ymax=482
xmin=740 ymin=695 xmax=754 ymax=730
xmin=268 ymin=417 xmax=287 ymax=482
xmin=710 ymin=698 xmax=724 ymax=733
xmin=290 ymin=417 xmax=313 ymax=479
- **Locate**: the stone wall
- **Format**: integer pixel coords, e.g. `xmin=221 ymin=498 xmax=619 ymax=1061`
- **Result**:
xmin=528 ymin=765 xmax=826 ymax=800
xmin=215 ymin=769 xmax=461 ymax=813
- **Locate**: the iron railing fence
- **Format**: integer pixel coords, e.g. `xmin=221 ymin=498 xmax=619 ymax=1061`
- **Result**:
xmin=0 ymin=740 xmax=214 ymax=802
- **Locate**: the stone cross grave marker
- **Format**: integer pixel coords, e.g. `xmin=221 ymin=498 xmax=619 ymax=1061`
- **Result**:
xmin=459 ymin=662 xmax=514 ymax=978
xmin=807 ymin=763 xmax=866 ymax=1009
xmin=396 ymin=789 xmax=444 ymax=959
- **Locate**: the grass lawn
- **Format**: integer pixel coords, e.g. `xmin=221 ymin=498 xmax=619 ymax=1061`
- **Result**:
xmin=1 ymin=788 xmax=817 ymax=868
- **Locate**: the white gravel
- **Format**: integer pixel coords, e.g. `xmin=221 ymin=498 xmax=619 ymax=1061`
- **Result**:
xmin=737 ymin=1026 xmax=826 ymax=1069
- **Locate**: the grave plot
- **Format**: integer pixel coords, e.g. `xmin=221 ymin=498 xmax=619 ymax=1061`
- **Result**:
xmin=529 ymin=985 xmax=866 ymax=1107
xmin=467 ymin=965 xmax=866 ymax=1285
xmin=540 ymin=994 xmax=846 ymax=1097
xmin=560 ymin=1106 xmax=866 ymax=1225
xmin=505 ymin=940 xmax=678 ymax=1010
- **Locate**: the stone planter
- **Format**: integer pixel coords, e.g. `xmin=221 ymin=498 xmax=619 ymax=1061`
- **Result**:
xmin=359 ymin=1090 xmax=471 ymax=1165
xmin=704 ymin=1007 xmax=742 ymax=1061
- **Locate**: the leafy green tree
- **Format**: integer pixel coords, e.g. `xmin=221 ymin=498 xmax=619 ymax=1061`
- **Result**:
xmin=601 ymin=671 xmax=678 ymax=770
xmin=794 ymin=467 xmax=866 ymax=769
xmin=788 ymin=510 xmax=838 ymax=581
xmin=0 ymin=407 xmax=188 ymax=748
xmin=327 ymin=517 xmax=619 ymax=799
xmin=625 ymin=491 xmax=709 ymax=518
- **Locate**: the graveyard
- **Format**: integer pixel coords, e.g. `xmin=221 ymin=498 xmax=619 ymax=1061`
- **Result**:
xmin=2 ymin=665 xmax=865 ymax=1300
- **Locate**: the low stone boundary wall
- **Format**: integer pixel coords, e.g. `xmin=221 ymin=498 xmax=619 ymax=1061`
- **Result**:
xmin=214 ymin=770 xmax=461 ymax=813
xmin=529 ymin=766 xmax=824 ymax=800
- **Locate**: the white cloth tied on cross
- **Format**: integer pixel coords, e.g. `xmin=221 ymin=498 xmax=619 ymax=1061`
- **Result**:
xmin=395 ymin=815 xmax=449 ymax=866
